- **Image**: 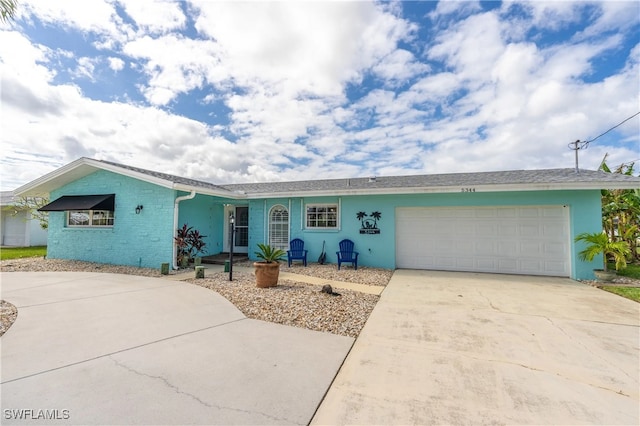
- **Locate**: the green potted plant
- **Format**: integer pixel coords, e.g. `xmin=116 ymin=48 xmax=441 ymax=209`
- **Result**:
xmin=254 ymin=243 xmax=286 ymax=288
xmin=575 ymin=232 xmax=630 ymax=282
xmin=174 ymin=224 xmax=207 ymax=268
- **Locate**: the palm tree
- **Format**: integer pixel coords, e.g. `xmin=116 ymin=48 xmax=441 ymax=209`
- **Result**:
xmin=1 ymin=0 xmax=18 ymax=23
xmin=599 ymin=159 xmax=640 ymax=261
xmin=575 ymin=232 xmax=630 ymax=272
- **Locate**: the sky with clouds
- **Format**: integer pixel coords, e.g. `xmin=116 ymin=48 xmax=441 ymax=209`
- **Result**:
xmin=1 ymin=0 xmax=639 ymax=191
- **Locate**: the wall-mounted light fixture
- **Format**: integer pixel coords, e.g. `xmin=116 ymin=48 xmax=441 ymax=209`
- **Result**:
xmin=135 ymin=205 xmax=144 ymax=214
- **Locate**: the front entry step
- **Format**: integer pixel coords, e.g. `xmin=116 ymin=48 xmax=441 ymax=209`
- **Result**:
xmin=201 ymin=253 xmax=249 ymax=264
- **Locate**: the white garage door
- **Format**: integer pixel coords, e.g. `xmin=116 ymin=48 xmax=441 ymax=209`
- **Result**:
xmin=396 ymin=206 xmax=570 ymax=277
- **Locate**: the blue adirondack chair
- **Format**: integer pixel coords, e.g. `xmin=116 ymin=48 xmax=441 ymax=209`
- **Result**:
xmin=336 ymin=239 xmax=359 ymax=270
xmin=287 ymin=238 xmax=308 ymax=267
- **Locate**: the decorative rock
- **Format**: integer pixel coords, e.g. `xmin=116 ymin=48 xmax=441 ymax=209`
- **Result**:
xmin=321 ymin=284 xmax=341 ymax=296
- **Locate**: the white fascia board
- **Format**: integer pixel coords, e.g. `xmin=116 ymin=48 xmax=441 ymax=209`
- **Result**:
xmin=242 ymin=182 xmax=639 ymax=198
xmin=15 ymin=158 xmax=175 ymax=196
xmin=172 ymin=184 xmax=246 ymax=199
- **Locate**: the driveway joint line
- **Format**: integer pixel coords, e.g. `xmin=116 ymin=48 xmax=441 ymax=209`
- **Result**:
xmin=109 ymin=357 xmax=297 ymax=424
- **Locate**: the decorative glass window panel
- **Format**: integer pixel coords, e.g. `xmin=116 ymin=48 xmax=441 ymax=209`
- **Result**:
xmin=269 ymin=205 xmax=289 ymax=250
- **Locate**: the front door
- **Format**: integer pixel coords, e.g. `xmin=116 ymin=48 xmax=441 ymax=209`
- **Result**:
xmin=233 ymin=206 xmax=249 ymax=253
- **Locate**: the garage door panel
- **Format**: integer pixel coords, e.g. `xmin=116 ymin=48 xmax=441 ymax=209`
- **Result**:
xmin=519 ymin=208 xmax=541 ymax=218
xmin=498 ymin=208 xmax=517 ymax=218
xmin=476 ymin=257 xmax=498 ymax=270
xmin=498 ymin=258 xmax=518 ymax=271
xmin=545 ymin=242 xmax=566 ymax=256
xmin=453 ymin=257 xmax=474 ymax=269
xmin=497 ymin=241 xmax=517 ymax=255
xmin=498 ymin=224 xmax=517 ymax=237
xmin=520 ymin=241 xmax=542 ymax=254
xmin=396 ymin=206 xmax=570 ymax=277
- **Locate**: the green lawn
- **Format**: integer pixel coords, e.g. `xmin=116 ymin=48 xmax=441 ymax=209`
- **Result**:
xmin=599 ymin=286 xmax=640 ymax=303
xmin=0 ymin=246 xmax=47 ymax=260
xmin=598 ymin=262 xmax=640 ymax=303
xmin=614 ymin=262 xmax=640 ymax=280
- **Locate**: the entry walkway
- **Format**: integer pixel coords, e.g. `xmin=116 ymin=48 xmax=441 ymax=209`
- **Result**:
xmin=164 ymin=264 xmax=384 ymax=295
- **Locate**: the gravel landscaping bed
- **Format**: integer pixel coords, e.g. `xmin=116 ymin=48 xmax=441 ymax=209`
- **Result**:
xmin=0 ymin=300 xmax=18 ymax=337
xmin=187 ymin=272 xmax=380 ymax=337
xmin=1 ymin=258 xmax=393 ymax=338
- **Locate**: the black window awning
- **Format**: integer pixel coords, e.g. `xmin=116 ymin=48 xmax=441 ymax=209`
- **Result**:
xmin=38 ymin=194 xmax=115 ymax=212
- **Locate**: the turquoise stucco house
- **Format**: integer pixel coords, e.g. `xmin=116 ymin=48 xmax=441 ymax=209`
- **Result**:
xmin=14 ymin=157 xmax=640 ymax=280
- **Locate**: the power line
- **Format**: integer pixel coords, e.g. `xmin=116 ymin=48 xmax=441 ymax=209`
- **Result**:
xmin=568 ymin=111 xmax=640 ymax=151
xmin=584 ymin=111 xmax=640 ymax=146
xmin=568 ymin=111 xmax=640 ymax=172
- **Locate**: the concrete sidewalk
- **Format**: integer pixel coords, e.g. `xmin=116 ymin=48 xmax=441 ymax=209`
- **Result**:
xmin=311 ymin=269 xmax=640 ymax=425
xmin=1 ymin=272 xmax=353 ymax=425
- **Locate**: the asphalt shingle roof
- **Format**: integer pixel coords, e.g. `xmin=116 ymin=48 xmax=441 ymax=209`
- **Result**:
xmin=15 ymin=157 xmax=639 ymax=198
xmin=98 ymin=159 xmax=231 ymax=193
xmin=219 ymin=168 xmax=640 ymax=194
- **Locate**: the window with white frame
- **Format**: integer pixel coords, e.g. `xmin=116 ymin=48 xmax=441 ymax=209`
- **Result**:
xmin=269 ymin=205 xmax=289 ymax=250
xmin=306 ymin=204 xmax=338 ymax=229
xmin=67 ymin=210 xmax=114 ymax=227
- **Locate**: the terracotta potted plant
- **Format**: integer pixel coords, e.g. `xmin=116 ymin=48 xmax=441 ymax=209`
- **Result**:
xmin=575 ymin=232 xmax=630 ymax=282
xmin=254 ymin=243 xmax=286 ymax=288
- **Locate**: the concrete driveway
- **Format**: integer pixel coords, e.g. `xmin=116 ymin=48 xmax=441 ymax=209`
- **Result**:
xmin=312 ymin=270 xmax=640 ymax=425
xmin=0 ymin=272 xmax=353 ymax=425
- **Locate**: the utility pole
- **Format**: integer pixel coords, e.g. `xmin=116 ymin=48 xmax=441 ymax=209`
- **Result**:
xmin=569 ymin=140 xmax=581 ymax=173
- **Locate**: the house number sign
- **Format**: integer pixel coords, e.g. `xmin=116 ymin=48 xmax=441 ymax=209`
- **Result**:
xmin=357 ymin=211 xmax=381 ymax=234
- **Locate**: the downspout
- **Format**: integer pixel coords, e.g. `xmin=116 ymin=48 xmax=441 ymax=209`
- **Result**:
xmin=263 ymin=200 xmax=267 ymax=243
xmin=173 ymin=190 xmax=196 ymax=270
xmin=288 ymin=198 xmax=292 ymax=238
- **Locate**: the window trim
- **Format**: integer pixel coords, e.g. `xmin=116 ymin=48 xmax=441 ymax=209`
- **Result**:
xmin=67 ymin=209 xmax=115 ymax=228
xmin=305 ymin=203 xmax=339 ymax=230
xmin=268 ymin=204 xmax=289 ymax=251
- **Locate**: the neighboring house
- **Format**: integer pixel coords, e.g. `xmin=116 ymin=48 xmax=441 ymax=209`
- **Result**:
xmin=14 ymin=157 xmax=640 ymax=280
xmin=0 ymin=191 xmax=48 ymax=247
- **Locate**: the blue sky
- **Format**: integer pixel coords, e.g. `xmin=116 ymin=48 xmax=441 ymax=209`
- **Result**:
xmin=1 ymin=0 xmax=639 ymax=191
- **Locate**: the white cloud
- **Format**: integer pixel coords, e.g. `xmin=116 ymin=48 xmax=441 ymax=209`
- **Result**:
xmin=427 ymin=12 xmax=506 ymax=84
xmin=191 ymin=1 xmax=415 ymax=96
xmin=108 ymin=57 xmax=125 ymax=72
xmin=579 ymin=1 xmax=640 ymax=39
xmin=504 ymin=0 xmax=583 ymax=31
xmin=372 ymin=49 xmax=430 ymax=86
xmin=19 ymin=0 xmax=128 ymax=48
xmin=119 ymin=0 xmax=186 ymax=34
xmin=428 ymin=0 xmax=482 ymax=20
xmin=1 ymin=1 xmax=638 ymax=192
xmin=122 ymin=34 xmax=226 ymax=105
xmin=73 ymin=56 xmax=98 ymax=80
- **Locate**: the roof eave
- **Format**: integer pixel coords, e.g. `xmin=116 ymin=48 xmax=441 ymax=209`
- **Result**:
xmin=172 ymin=183 xmax=245 ymax=199
xmin=243 ymin=181 xmax=638 ymax=198
xmin=14 ymin=158 xmax=180 ymax=197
